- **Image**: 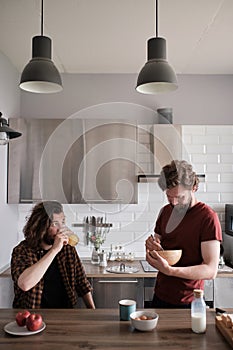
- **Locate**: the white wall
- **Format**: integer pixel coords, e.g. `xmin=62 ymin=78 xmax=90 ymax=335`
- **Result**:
xmin=20 ymin=73 xmax=233 ymax=124
xmin=0 ymin=51 xmax=20 ymax=272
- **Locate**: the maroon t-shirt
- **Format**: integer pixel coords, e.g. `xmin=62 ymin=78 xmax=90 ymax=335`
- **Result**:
xmin=154 ymin=202 xmax=222 ymax=305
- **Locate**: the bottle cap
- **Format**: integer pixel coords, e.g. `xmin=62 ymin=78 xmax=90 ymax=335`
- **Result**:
xmin=193 ymin=289 xmax=204 ymax=298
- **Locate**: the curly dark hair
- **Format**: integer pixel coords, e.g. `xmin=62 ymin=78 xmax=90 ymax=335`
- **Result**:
xmin=23 ymin=201 xmax=63 ymax=249
xmin=158 ymin=160 xmax=199 ymax=191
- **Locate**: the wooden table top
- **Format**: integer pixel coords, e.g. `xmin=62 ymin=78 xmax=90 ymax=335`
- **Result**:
xmin=0 ymin=308 xmax=232 ymax=349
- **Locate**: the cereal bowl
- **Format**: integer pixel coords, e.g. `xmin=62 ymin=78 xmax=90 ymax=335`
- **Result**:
xmin=130 ymin=311 xmax=159 ymax=331
xmin=157 ymin=249 xmax=182 ymax=265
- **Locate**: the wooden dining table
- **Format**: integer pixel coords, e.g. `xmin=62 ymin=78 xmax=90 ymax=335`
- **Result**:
xmin=0 ymin=308 xmax=232 ymax=349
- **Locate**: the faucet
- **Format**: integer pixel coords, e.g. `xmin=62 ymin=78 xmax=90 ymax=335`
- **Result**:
xmin=120 ymin=263 xmax=125 ymax=272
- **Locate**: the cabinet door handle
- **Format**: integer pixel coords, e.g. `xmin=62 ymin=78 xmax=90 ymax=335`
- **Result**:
xmin=97 ymin=280 xmax=138 ymax=283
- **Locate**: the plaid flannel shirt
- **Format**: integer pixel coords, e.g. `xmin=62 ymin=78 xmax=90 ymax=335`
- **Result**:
xmin=11 ymin=240 xmax=92 ymax=309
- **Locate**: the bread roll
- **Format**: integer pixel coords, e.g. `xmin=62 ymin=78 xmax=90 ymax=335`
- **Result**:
xmin=222 ymin=314 xmax=232 ymax=328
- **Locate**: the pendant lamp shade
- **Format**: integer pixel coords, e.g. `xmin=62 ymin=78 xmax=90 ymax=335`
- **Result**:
xmin=20 ymin=36 xmax=62 ymax=93
xmin=136 ymin=0 xmax=178 ymax=94
xmin=19 ymin=0 xmax=62 ymax=94
xmin=136 ymin=37 xmax=178 ymax=94
xmin=0 ymin=112 xmax=22 ymax=145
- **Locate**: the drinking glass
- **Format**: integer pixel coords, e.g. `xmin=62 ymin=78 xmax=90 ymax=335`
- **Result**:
xmin=60 ymin=225 xmax=79 ymax=246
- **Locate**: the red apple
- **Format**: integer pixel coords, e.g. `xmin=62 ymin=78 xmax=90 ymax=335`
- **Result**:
xmin=26 ymin=313 xmax=43 ymax=331
xmin=15 ymin=310 xmax=31 ymax=327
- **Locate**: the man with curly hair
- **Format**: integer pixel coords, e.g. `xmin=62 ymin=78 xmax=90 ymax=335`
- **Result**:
xmin=146 ymin=160 xmax=222 ymax=308
xmin=11 ymin=201 xmax=95 ymax=309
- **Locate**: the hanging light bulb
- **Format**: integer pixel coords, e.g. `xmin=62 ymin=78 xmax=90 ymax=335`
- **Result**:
xmin=136 ymin=0 xmax=178 ymax=94
xmin=19 ymin=0 xmax=62 ymax=93
xmin=0 ymin=112 xmax=22 ymax=145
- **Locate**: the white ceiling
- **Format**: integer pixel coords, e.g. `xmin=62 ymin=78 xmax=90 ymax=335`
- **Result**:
xmin=0 ymin=0 xmax=233 ymax=75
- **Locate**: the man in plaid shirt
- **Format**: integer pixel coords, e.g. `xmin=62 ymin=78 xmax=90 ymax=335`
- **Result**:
xmin=11 ymin=201 xmax=95 ymax=309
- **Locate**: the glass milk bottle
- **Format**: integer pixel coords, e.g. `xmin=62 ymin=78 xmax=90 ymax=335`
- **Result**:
xmin=191 ymin=289 xmax=206 ymax=333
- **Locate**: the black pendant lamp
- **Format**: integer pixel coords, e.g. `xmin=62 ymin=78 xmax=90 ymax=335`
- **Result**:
xmin=19 ymin=0 xmax=62 ymax=93
xmin=0 ymin=112 xmax=22 ymax=145
xmin=136 ymin=0 xmax=178 ymax=94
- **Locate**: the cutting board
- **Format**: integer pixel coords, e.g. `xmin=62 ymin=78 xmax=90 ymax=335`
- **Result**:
xmin=215 ymin=315 xmax=233 ymax=348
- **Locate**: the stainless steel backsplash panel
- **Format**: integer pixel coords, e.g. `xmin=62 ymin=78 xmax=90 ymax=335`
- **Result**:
xmin=8 ymin=119 xmax=138 ymax=204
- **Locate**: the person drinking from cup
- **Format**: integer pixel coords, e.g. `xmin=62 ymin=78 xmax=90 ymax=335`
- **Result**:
xmin=11 ymin=200 xmax=95 ymax=309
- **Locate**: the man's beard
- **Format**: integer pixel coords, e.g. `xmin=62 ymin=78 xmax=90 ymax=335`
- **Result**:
xmin=170 ymin=193 xmax=192 ymax=214
xmin=171 ymin=201 xmax=191 ymax=214
xmin=43 ymin=232 xmax=55 ymax=246
xmin=166 ymin=198 xmax=192 ymax=233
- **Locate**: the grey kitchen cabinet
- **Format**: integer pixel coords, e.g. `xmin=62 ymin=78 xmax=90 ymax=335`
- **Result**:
xmin=214 ymin=277 xmax=233 ymax=308
xmin=8 ymin=119 xmax=138 ymax=204
xmin=204 ymin=279 xmax=214 ymax=308
xmin=0 ymin=277 xmax=14 ymax=308
xmin=89 ymin=277 xmax=215 ymax=309
xmin=144 ymin=277 xmax=155 ymax=308
xmin=91 ymin=277 xmax=144 ymax=308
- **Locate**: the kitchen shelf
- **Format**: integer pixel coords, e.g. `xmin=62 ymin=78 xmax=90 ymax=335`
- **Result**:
xmin=72 ymin=223 xmax=112 ymax=228
xmin=137 ymin=174 xmax=205 ymax=183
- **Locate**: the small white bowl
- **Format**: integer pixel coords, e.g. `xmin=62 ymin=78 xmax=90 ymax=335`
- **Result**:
xmin=130 ymin=311 xmax=159 ymax=331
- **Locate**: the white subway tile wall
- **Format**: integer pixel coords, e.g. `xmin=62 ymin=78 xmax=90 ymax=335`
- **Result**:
xmin=18 ymin=125 xmax=233 ymax=258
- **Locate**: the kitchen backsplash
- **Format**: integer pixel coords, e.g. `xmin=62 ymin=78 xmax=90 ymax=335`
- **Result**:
xmin=17 ymin=125 xmax=233 ymax=259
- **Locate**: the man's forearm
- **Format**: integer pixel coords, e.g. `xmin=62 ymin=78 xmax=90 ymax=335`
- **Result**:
xmin=82 ymin=292 xmax=95 ymax=309
xmin=17 ymin=249 xmax=57 ymax=291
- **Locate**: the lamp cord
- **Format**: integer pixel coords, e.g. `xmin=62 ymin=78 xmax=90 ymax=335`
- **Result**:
xmin=156 ymin=0 xmax=158 ymax=37
xmin=41 ymin=0 xmax=44 ymax=36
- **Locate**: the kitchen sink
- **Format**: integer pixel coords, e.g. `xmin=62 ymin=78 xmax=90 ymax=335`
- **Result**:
xmin=106 ymin=265 xmax=139 ymax=274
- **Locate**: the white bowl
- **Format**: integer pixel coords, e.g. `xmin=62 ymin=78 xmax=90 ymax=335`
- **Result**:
xmin=130 ymin=310 xmax=159 ymax=331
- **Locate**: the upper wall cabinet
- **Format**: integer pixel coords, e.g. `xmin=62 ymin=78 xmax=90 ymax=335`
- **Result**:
xmin=8 ymin=119 xmax=138 ymax=204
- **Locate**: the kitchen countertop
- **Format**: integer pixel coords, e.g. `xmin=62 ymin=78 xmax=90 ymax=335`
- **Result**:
xmin=82 ymin=259 xmax=155 ymax=277
xmin=1 ymin=260 xmax=233 ymax=278
xmin=84 ymin=257 xmax=233 ymax=277
xmin=0 ymin=260 xmax=153 ymax=278
xmin=83 ymin=260 xmax=233 ymax=278
xmin=0 ymin=308 xmax=232 ymax=349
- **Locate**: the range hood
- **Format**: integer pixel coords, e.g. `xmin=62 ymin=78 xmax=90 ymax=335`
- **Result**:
xmin=137 ymin=123 xmax=182 ymax=182
xmin=137 ymin=122 xmax=205 ymax=183
xmin=137 ymin=107 xmax=182 ymax=182
xmin=8 ymin=119 xmax=138 ymax=204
